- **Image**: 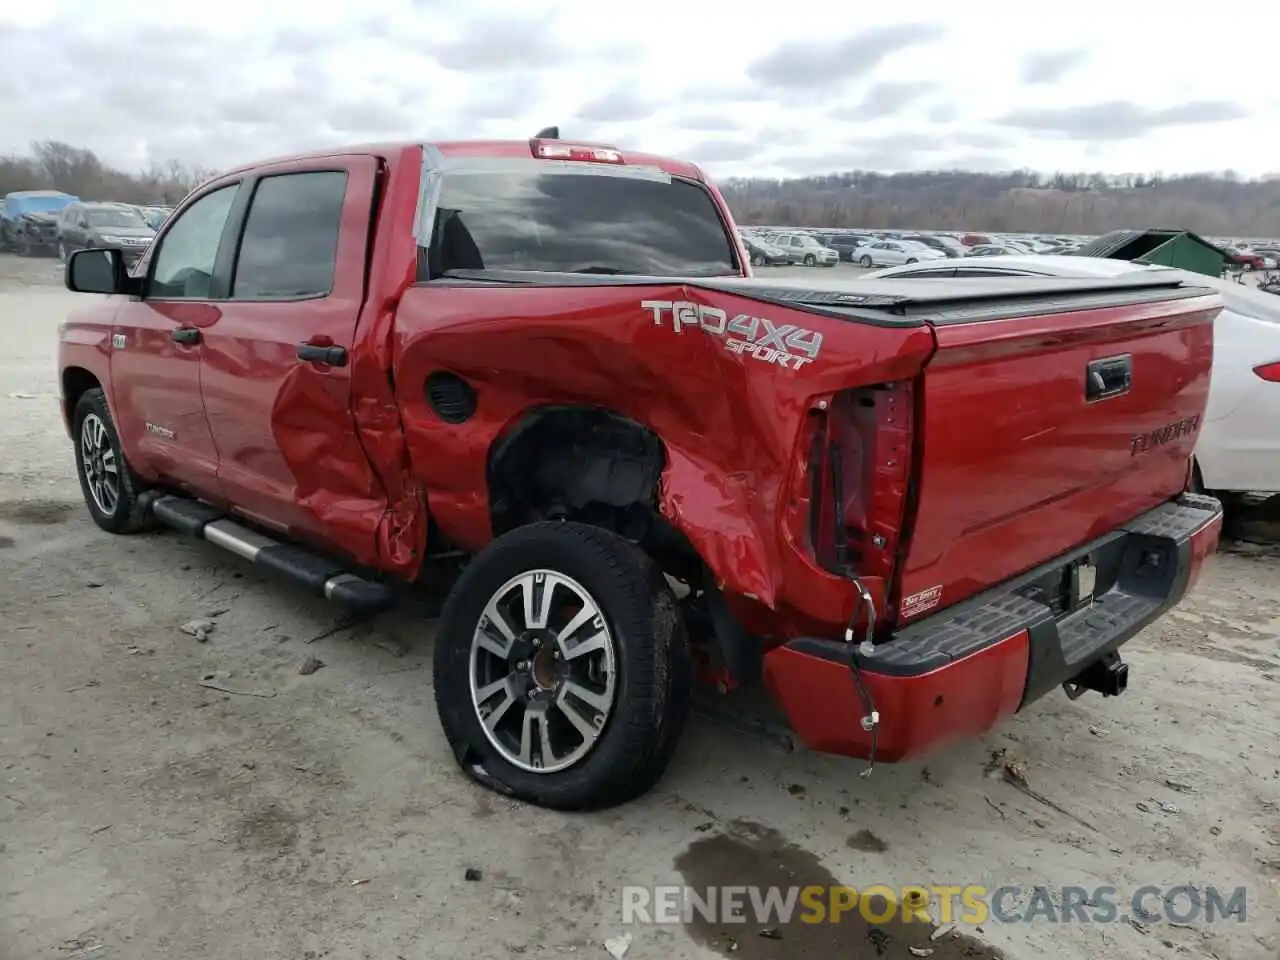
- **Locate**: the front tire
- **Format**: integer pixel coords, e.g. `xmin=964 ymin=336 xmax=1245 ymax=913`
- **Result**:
xmin=73 ymin=388 xmax=152 ymax=534
xmin=751 ymin=253 xmax=764 ymax=266
xmin=859 ymin=255 xmax=873 ymax=267
xmin=803 ymin=254 xmax=816 ymax=267
xmin=906 ymin=257 xmax=918 ymax=264
xmin=434 ymin=521 xmax=692 ymax=811
xmin=58 ymin=241 xmax=68 ymax=262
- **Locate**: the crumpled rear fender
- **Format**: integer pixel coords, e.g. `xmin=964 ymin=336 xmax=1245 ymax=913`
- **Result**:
xmin=392 ymin=280 xmax=933 ymax=629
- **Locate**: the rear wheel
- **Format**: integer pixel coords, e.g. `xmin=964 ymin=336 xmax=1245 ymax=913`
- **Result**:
xmin=72 ymin=388 xmax=153 ymax=534
xmin=434 ymin=521 xmax=692 ymax=810
xmin=751 ymin=253 xmax=764 ymax=266
xmin=859 ymin=255 xmax=873 ymax=267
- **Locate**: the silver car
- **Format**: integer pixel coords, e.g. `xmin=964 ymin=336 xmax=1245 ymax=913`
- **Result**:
xmin=774 ymin=232 xmax=839 ymax=267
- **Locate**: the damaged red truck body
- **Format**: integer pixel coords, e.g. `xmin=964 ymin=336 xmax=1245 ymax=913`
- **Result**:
xmin=58 ymin=136 xmax=1224 ymax=810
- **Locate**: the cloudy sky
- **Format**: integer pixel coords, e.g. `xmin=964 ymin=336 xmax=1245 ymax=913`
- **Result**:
xmin=1 ymin=0 xmax=1274 ymax=180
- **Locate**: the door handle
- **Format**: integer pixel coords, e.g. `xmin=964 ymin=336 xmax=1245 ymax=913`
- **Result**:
xmin=296 ymin=342 xmax=348 ymax=367
xmin=1085 ymin=354 xmax=1132 ymax=401
xmin=171 ymin=327 xmax=201 ymax=345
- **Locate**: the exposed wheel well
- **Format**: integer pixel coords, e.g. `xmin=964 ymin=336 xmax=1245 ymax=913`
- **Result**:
xmin=61 ymin=366 xmax=101 ymax=430
xmin=486 ymin=406 xmax=700 ymax=581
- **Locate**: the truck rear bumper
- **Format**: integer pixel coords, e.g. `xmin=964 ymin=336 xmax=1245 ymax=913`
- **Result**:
xmin=763 ymin=493 xmax=1224 ymax=762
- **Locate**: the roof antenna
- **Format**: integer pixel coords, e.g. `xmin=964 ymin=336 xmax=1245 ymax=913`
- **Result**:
xmin=534 ymin=126 xmax=560 ymax=140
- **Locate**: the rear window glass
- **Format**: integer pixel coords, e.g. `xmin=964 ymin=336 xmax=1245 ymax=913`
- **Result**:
xmin=429 ymin=166 xmax=738 ymax=278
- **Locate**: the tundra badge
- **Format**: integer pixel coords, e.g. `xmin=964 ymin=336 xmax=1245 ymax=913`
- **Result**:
xmin=1130 ymin=414 xmax=1200 ymax=456
xmin=145 ymin=422 xmax=176 ymax=440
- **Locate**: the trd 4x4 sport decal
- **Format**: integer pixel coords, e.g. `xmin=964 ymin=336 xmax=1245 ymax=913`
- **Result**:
xmin=640 ymin=299 xmax=823 ymax=371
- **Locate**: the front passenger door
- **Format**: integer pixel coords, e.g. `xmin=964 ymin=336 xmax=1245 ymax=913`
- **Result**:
xmin=109 ymin=182 xmax=241 ymax=501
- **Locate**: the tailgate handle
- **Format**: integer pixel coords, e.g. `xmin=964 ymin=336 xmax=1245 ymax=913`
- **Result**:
xmin=1086 ymin=355 xmax=1132 ymax=401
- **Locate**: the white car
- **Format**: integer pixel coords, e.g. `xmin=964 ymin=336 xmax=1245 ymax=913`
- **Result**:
xmin=852 ymin=240 xmax=947 ymax=268
xmin=865 ymin=254 xmax=1280 ymax=497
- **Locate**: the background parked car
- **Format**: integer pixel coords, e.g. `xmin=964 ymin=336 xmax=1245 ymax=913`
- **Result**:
xmin=1 ymin=190 xmax=79 ymax=256
xmin=740 ymin=234 xmax=793 ymax=266
xmin=866 ymin=254 xmax=1280 ymax=500
xmin=773 ymin=232 xmax=838 ymax=266
xmin=56 ymin=201 xmax=155 ymax=265
xmin=965 ymin=244 xmax=1021 ymax=257
xmin=853 ymin=239 xmax=947 ymax=268
xmin=900 ymin=233 xmax=963 ymax=258
xmin=825 ymin=233 xmax=875 ymax=261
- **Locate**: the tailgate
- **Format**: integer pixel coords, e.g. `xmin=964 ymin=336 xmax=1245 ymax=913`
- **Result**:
xmin=896 ymin=288 xmax=1220 ymax=621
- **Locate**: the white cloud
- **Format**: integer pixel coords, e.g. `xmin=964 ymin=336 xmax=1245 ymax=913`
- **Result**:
xmin=0 ymin=0 xmax=1274 ymax=180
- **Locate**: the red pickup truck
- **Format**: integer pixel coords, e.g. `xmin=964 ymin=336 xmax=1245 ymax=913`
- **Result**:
xmin=58 ymin=134 xmax=1224 ymax=810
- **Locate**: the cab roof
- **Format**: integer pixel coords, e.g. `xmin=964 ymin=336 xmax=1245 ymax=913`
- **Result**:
xmin=216 ymin=139 xmax=706 ymax=182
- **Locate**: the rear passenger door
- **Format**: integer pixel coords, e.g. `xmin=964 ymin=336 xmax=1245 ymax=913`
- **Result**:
xmin=197 ymin=157 xmax=388 ymax=561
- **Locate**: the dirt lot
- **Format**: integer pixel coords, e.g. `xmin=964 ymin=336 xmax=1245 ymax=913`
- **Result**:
xmin=1 ymin=253 xmax=1277 ymax=960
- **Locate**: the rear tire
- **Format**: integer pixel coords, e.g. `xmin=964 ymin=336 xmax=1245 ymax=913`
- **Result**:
xmin=751 ymin=253 xmax=764 ymax=266
xmin=72 ymin=388 xmax=153 ymax=534
xmin=433 ymin=521 xmax=692 ymax=811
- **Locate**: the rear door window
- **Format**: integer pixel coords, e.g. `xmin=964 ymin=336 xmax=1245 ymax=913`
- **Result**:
xmin=232 ymin=170 xmax=347 ymax=299
xmin=429 ymin=164 xmax=738 ymax=278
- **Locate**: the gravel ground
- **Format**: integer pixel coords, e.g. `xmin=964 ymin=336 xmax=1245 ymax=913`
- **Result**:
xmin=1 ymin=253 xmax=1278 ymax=960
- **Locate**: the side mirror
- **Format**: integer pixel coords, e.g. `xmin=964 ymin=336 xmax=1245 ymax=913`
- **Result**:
xmin=66 ymin=248 xmax=131 ymax=295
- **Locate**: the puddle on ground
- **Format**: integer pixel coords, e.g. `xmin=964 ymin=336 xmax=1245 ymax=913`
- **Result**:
xmin=675 ymin=820 xmax=1003 ymax=960
xmin=0 ymin=499 xmax=76 ymax=525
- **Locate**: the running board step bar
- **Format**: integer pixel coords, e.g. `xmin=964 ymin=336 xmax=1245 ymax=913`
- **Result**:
xmin=146 ymin=494 xmax=396 ymax=614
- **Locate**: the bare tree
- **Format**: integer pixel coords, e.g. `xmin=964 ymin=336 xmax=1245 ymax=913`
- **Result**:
xmin=2 ymin=142 xmax=215 ymax=207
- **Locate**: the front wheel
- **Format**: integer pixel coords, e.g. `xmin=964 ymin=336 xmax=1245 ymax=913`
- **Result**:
xmin=15 ymin=233 xmax=31 ymax=257
xmin=803 ymin=254 xmax=816 ymax=267
xmin=751 ymin=253 xmax=764 ymax=266
xmin=57 ymin=241 xmax=68 ymax=262
xmin=906 ymin=257 xmax=918 ymax=264
xmin=859 ymin=255 xmax=873 ymax=267
xmin=73 ymin=388 xmax=153 ymax=534
xmin=434 ymin=521 xmax=692 ymax=810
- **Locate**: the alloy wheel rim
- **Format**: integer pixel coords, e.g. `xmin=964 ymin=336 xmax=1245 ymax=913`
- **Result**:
xmin=469 ymin=569 xmax=617 ymax=774
xmin=80 ymin=413 xmax=119 ymax=516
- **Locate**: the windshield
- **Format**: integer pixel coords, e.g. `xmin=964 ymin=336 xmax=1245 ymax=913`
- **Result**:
xmin=12 ymin=194 xmax=75 ymax=214
xmin=87 ymin=207 xmax=146 ymax=228
xmin=429 ymin=165 xmax=739 ymax=277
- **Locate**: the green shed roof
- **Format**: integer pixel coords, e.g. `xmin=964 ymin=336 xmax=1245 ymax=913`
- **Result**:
xmin=1072 ymin=229 xmax=1244 ymax=265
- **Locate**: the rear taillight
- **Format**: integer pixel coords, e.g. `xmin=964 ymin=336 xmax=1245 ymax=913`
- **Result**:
xmin=529 ymin=139 xmax=624 ymax=163
xmin=1254 ymin=361 xmax=1280 ymax=382
xmin=808 ymin=382 xmax=915 ymax=621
